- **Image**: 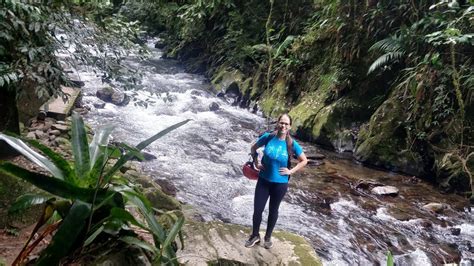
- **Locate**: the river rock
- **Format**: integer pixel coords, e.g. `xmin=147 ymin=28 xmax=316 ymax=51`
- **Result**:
xmin=307 ymin=159 xmax=324 ymax=166
xmin=190 ymin=90 xmax=203 ymax=97
xmin=307 ymin=153 xmax=326 ymax=160
xmin=154 ymin=39 xmax=166 ymax=49
xmin=370 ymin=185 xmax=399 ymax=196
xmin=144 ymin=187 xmax=181 ymax=211
xmin=450 ymin=227 xmax=461 ymax=236
xmin=423 ymin=203 xmax=446 ymax=214
xmin=209 ymin=102 xmax=220 ymax=111
xmin=69 ymin=79 xmax=85 ymax=87
xmin=111 ymin=91 xmax=125 ymax=105
xmin=355 ymin=179 xmax=384 ymax=190
xmin=96 ymin=86 xmax=126 ymax=106
xmin=177 ymin=219 xmax=322 ymax=265
xmin=154 ymin=179 xmax=177 ymax=197
xmin=93 ymin=101 xmax=106 ymax=109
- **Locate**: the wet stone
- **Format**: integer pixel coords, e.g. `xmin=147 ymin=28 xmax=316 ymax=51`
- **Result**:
xmin=209 ymin=102 xmax=220 ymax=111
xmin=307 ymin=153 xmax=326 ymax=160
xmin=450 ymin=228 xmax=461 ymax=236
xmin=93 ymin=101 xmax=106 ymax=109
xmin=423 ymin=203 xmax=446 ymax=214
xmin=370 ymin=185 xmax=399 ymax=196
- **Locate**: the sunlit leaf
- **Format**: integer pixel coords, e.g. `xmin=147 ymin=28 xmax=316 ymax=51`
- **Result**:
xmin=22 ymin=138 xmax=75 ymax=183
xmin=0 ymin=133 xmax=65 ymax=179
xmin=89 ymin=124 xmax=115 ymax=169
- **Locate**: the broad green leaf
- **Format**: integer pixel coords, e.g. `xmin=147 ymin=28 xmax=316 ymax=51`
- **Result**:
xmin=71 ymin=112 xmax=91 ymax=180
xmin=36 ymin=201 xmax=91 ymax=266
xmin=89 ymin=124 xmax=115 ymax=170
xmin=9 ymin=194 xmax=52 ymax=214
xmin=22 ymin=138 xmax=75 ymax=184
xmin=0 ymin=162 xmax=112 ymax=203
xmin=0 ymin=133 xmax=65 ymax=180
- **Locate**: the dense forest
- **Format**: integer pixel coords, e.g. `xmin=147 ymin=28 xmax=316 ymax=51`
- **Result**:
xmin=120 ymin=0 xmax=473 ymax=195
xmin=0 ymin=0 xmax=473 ymax=264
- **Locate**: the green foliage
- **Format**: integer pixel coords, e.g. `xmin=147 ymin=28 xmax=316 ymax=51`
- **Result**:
xmin=0 ymin=113 xmax=190 ymax=264
xmin=387 ymin=250 xmax=394 ymax=266
xmin=0 ymin=0 xmax=65 ymax=99
xmin=148 ymin=0 xmax=473 ymax=193
xmin=367 ymin=35 xmax=406 ymax=74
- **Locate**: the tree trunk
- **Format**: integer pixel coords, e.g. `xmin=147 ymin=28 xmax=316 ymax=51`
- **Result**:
xmin=0 ymin=88 xmax=20 ymax=158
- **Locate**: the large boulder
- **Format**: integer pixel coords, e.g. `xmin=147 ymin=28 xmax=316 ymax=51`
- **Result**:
xmin=96 ymin=87 xmax=129 ymax=106
xmin=211 ymin=67 xmax=253 ymax=108
xmin=354 ymin=93 xmax=425 ymax=176
xmin=177 ymin=220 xmax=322 ymax=265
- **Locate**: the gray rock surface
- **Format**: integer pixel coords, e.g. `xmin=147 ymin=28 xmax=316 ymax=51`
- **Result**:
xmin=177 ymin=212 xmax=322 ymax=266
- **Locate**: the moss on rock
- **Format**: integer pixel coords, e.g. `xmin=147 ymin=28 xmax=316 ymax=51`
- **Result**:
xmin=177 ymin=215 xmax=322 ymax=265
xmin=354 ymin=93 xmax=425 ymax=176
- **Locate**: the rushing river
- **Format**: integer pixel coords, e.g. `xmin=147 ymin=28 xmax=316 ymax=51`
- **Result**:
xmin=66 ymin=39 xmax=473 ymax=265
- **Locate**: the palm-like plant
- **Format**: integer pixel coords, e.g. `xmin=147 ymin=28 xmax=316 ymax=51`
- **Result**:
xmin=367 ymin=34 xmax=406 ymax=75
xmin=0 ymin=113 xmax=190 ymax=265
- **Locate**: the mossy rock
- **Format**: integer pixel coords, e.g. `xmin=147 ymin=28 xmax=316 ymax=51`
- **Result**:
xmin=354 ymin=93 xmax=425 ymax=176
xmin=211 ymin=67 xmax=245 ymax=94
xmin=177 ymin=219 xmax=322 ymax=265
xmin=144 ymin=187 xmax=181 ymax=211
xmin=260 ymin=76 xmax=289 ymax=117
xmin=288 ymin=69 xmax=365 ymax=149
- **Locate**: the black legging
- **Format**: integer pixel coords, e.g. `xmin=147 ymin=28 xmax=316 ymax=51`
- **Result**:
xmin=251 ymin=177 xmax=288 ymax=239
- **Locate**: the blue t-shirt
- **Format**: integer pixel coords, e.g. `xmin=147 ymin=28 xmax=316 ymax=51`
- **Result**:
xmin=256 ymin=132 xmax=303 ymax=183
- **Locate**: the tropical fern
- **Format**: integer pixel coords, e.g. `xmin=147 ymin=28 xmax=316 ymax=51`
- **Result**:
xmin=367 ymin=35 xmax=406 ymax=74
xmin=368 ymin=52 xmax=405 ymax=74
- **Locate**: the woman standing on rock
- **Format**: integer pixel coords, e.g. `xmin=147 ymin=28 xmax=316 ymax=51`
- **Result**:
xmin=245 ymin=113 xmax=308 ymax=249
